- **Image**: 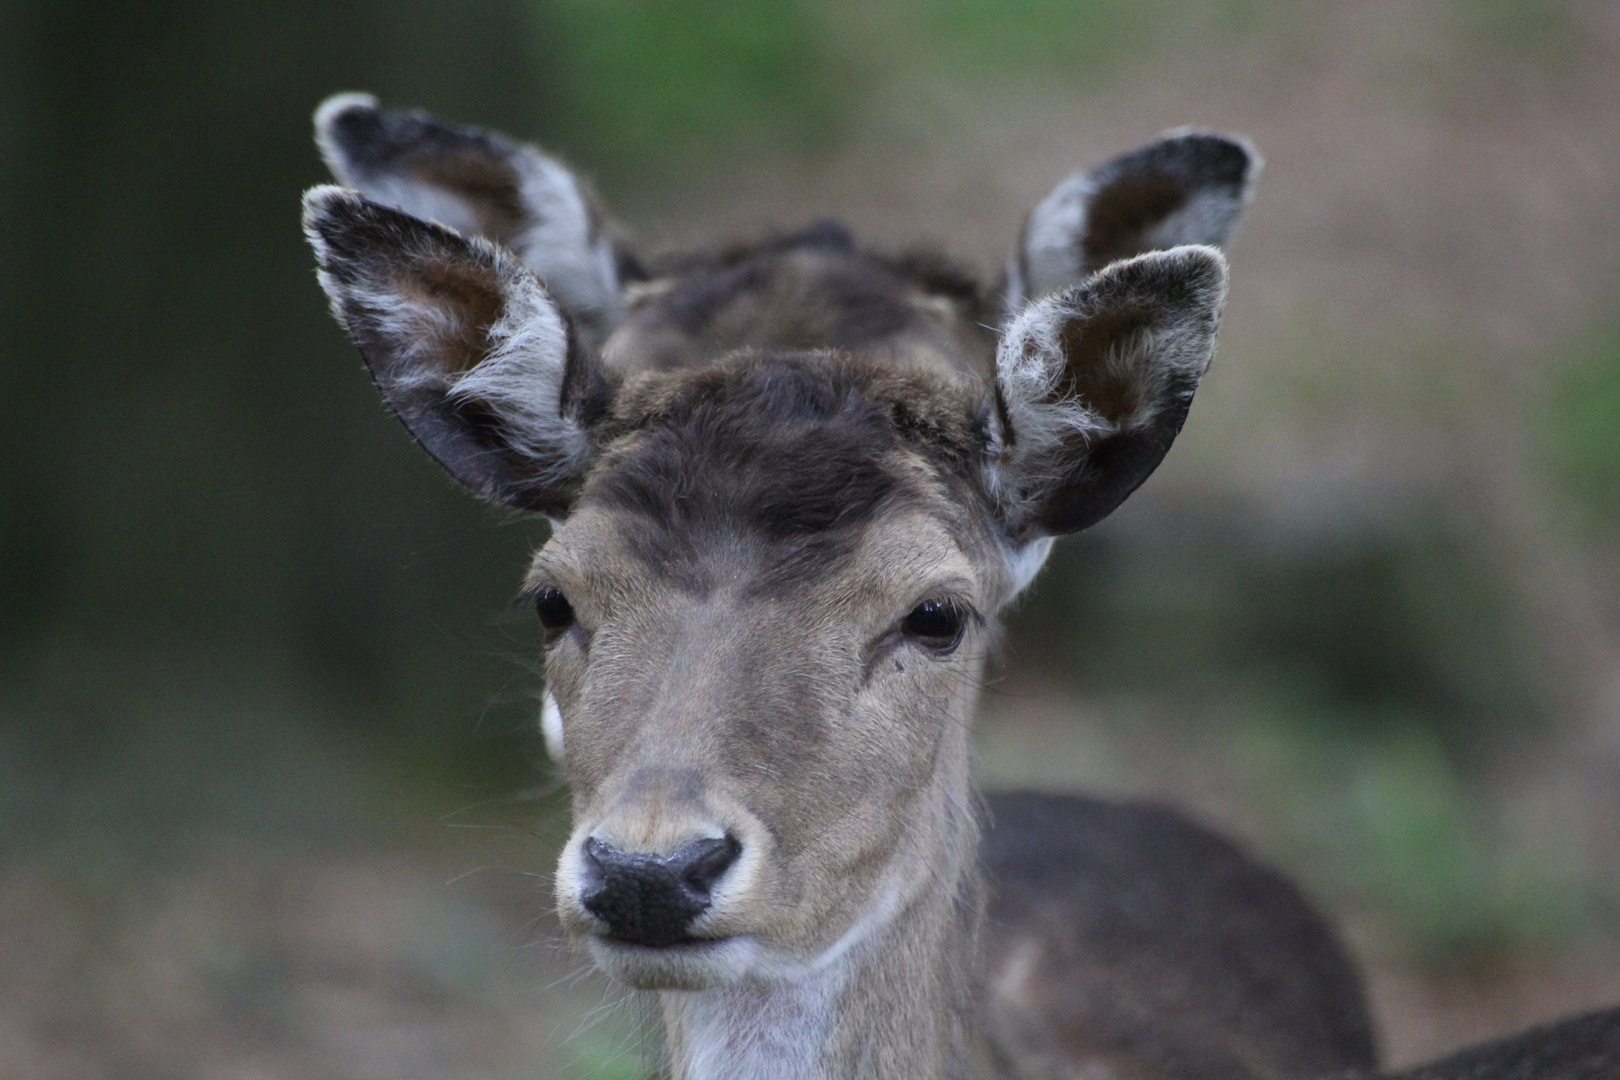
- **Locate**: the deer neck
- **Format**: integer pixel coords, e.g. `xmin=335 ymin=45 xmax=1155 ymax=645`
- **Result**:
xmin=659 ymin=760 xmax=987 ymax=1080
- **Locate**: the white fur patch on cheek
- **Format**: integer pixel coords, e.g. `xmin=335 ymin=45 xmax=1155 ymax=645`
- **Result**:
xmin=540 ymin=688 xmax=565 ymax=764
xmin=1004 ymin=536 xmax=1055 ymax=600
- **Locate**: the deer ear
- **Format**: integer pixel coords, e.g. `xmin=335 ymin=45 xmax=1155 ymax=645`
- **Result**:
xmin=1009 ymin=130 xmax=1257 ymax=308
xmin=303 ymin=186 xmax=608 ymax=516
xmin=989 ymin=245 xmax=1227 ymax=538
xmin=314 ymin=93 xmax=626 ymax=344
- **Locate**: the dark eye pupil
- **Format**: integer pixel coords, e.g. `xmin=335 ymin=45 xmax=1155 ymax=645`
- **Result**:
xmin=535 ymin=587 xmax=575 ymax=634
xmin=901 ymin=599 xmax=965 ymax=648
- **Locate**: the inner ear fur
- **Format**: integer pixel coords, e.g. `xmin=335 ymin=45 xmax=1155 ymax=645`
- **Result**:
xmin=991 ymin=245 xmax=1228 ymax=537
xmin=314 ymin=93 xmax=627 ymax=344
xmin=302 ymin=185 xmax=607 ymax=516
xmin=1012 ymin=130 xmax=1258 ymax=308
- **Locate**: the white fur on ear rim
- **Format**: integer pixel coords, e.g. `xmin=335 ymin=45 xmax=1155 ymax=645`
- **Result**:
xmin=1010 ymin=129 xmax=1258 ymax=309
xmin=302 ymin=185 xmax=595 ymax=511
xmin=314 ymin=94 xmax=623 ymax=343
xmin=988 ymin=245 xmax=1228 ymax=538
xmin=540 ymin=688 xmax=565 ymax=764
xmin=990 ymin=293 xmax=1115 ymax=486
xmin=441 ymin=245 xmax=592 ymax=487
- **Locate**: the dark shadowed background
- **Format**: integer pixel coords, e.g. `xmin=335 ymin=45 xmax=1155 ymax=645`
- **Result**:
xmin=3 ymin=2 xmax=1620 ymax=1076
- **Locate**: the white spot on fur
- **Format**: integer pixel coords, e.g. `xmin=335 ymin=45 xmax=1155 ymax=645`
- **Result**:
xmin=991 ymin=934 xmax=1046 ymax=1007
xmin=1003 ymin=536 xmax=1054 ymax=599
xmin=539 ymin=688 xmax=564 ymax=764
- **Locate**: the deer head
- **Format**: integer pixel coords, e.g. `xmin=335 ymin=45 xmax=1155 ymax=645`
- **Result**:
xmin=304 ymin=94 xmax=1256 ymax=1072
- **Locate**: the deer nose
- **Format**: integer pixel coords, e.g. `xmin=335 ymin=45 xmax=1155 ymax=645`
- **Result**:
xmin=579 ymin=834 xmax=742 ymax=947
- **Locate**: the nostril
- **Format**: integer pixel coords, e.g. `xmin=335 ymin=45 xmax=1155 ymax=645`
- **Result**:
xmin=676 ymin=835 xmax=742 ymax=898
xmin=582 ymin=835 xmax=613 ymax=873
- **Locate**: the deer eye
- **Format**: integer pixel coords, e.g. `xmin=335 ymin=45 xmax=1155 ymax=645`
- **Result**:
xmin=900 ymin=599 xmax=967 ymax=652
xmin=535 ymin=587 xmax=576 ymax=635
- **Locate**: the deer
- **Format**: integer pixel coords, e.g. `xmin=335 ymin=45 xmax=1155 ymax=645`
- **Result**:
xmin=301 ymin=94 xmax=1620 ymax=1080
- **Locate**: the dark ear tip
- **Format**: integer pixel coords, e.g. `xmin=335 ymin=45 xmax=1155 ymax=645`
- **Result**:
xmin=314 ymin=92 xmax=381 ymax=136
xmin=1161 ymin=243 xmax=1229 ymax=286
xmin=1086 ymin=244 xmax=1228 ymax=305
xmin=300 ymin=186 xmax=426 ymax=269
xmin=300 ymin=185 xmax=486 ymax=264
xmin=314 ymin=93 xmax=393 ymax=179
xmin=300 ymin=184 xmax=366 ymax=232
xmin=1154 ymin=127 xmax=1263 ymax=188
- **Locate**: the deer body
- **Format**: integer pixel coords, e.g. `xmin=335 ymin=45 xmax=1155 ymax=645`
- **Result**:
xmin=302 ymin=96 xmax=1618 ymax=1080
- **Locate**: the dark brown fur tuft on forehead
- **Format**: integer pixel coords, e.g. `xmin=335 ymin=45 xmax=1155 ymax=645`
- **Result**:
xmin=617 ymin=223 xmax=998 ymax=375
xmin=585 ymin=352 xmax=991 ymax=589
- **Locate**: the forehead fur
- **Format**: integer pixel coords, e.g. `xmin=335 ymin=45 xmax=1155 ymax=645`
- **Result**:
xmin=579 ymin=351 xmax=993 ymax=592
xmin=607 ymin=222 xmax=997 ymax=376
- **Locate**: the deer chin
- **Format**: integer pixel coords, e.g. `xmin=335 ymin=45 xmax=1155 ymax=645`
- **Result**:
xmin=586 ymin=934 xmax=763 ymax=990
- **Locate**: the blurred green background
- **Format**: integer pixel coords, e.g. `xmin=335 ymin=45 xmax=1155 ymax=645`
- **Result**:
xmin=3 ymin=1 xmax=1620 ymax=1076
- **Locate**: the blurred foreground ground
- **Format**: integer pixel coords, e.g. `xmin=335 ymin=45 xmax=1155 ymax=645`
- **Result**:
xmin=5 ymin=1 xmax=1620 ymax=1076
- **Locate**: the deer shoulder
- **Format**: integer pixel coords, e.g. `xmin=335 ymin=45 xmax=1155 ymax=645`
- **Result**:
xmin=982 ymin=792 xmax=1375 ymax=1080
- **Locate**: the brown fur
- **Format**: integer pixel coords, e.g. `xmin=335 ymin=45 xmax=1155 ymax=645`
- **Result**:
xmin=1380 ymin=1006 xmax=1620 ymax=1080
xmin=607 ymin=224 xmax=998 ymax=380
xmin=982 ymin=794 xmax=1376 ymax=1080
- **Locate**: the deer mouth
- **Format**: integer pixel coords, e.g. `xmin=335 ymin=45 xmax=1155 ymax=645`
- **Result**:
xmin=593 ymin=931 xmax=737 ymax=951
xmin=585 ymin=932 xmax=762 ymax=990
xmin=597 ymin=929 xmax=732 ymax=949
